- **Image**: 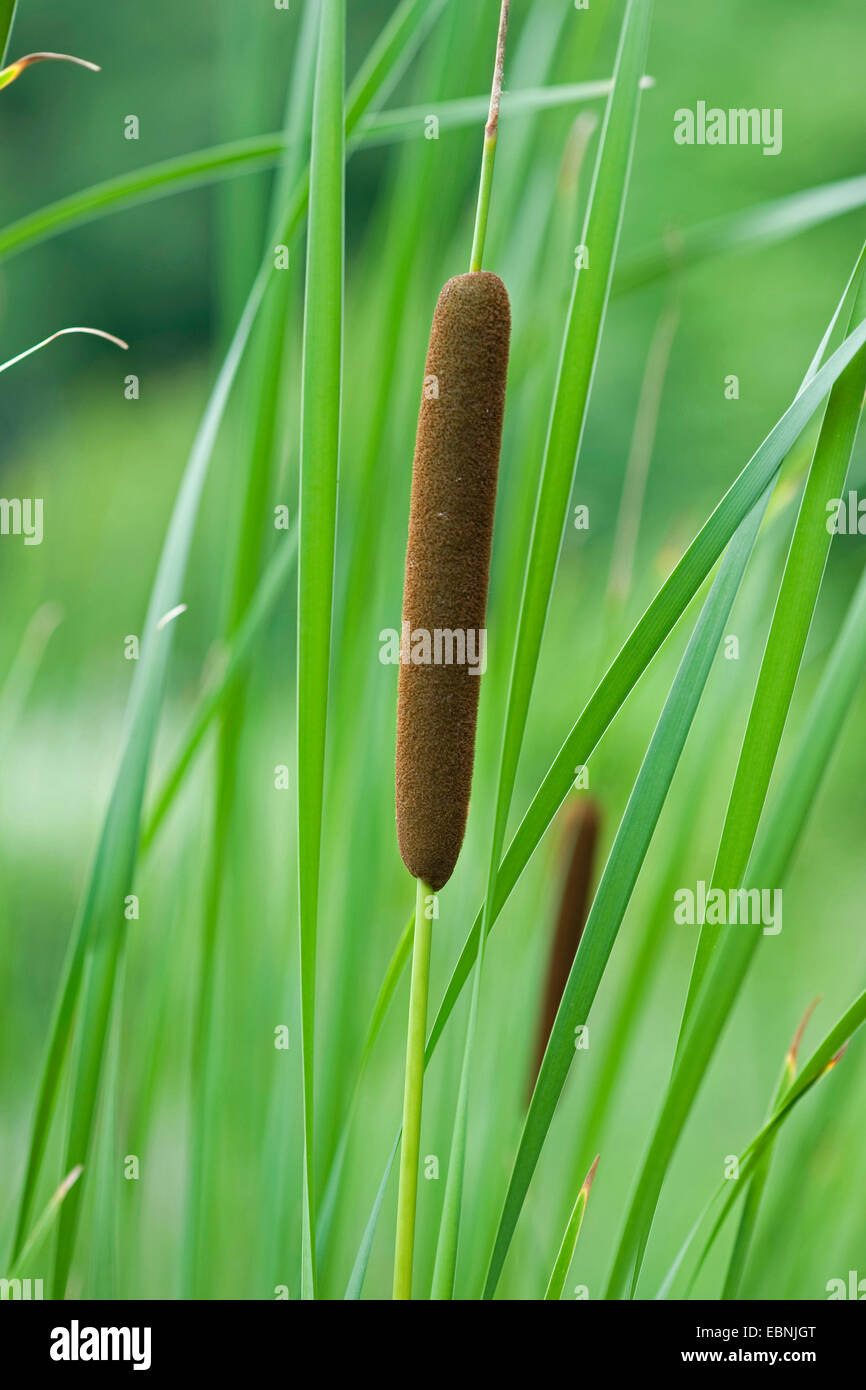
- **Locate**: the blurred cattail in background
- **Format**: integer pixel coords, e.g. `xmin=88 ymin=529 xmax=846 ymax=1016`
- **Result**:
xmin=528 ymin=797 xmax=601 ymax=1101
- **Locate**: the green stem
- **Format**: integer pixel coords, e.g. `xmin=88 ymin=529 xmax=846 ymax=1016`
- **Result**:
xmin=469 ymin=1 xmax=510 ymax=272
xmin=393 ymin=879 xmax=434 ymax=1299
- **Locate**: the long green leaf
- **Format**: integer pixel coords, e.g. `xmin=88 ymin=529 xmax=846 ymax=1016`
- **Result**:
xmin=679 ymin=246 xmax=866 ymax=1034
xmin=295 ymin=0 xmax=345 ymax=1303
xmin=482 ymin=483 xmax=769 ymax=1298
xmin=0 ymin=0 xmax=16 ymax=65
xmin=0 ymin=82 xmax=610 ymax=267
xmin=616 ymin=173 xmax=866 ymax=296
xmin=140 ymin=530 xmax=297 ymax=855
xmin=607 ymin=549 xmax=866 ymax=1299
xmin=483 ymin=0 xmax=653 ymax=955
xmin=433 ymin=0 xmax=653 ymax=1303
xmin=10 ymin=0 xmax=448 ymax=1282
xmin=544 ymin=1156 xmax=599 ymax=1301
xmin=660 ymin=996 xmax=858 ymax=1300
xmin=181 ymin=0 xmax=318 ymax=1300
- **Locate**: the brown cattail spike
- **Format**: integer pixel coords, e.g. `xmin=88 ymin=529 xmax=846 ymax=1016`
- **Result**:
xmin=528 ymin=798 xmax=601 ymax=1099
xmin=395 ymin=271 xmax=511 ymax=891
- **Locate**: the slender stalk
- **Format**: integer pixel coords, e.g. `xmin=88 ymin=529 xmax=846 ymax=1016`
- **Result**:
xmin=393 ymin=881 xmax=434 ymax=1300
xmin=469 ymin=0 xmax=510 ymax=272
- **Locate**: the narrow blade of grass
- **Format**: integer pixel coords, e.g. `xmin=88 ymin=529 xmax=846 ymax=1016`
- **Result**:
xmin=10 ymin=0 xmax=442 ymax=1277
xmin=659 ymin=999 xmax=854 ymax=1299
xmin=438 ymin=0 xmax=652 ymax=1301
xmin=0 ymin=0 xmax=16 ymax=65
xmin=5 ymin=1166 xmax=82 ymax=1284
xmin=181 ymin=0 xmax=318 ymax=1299
xmin=295 ymin=0 xmax=345 ymax=1302
xmin=544 ymin=1155 xmax=599 ymax=1301
xmin=616 ymin=173 xmax=866 ymax=296
xmin=606 ymin=547 xmax=866 ymax=1299
xmin=678 ymin=244 xmax=866 ymax=1038
xmin=482 ymin=0 xmax=653 ymax=952
xmin=0 ymin=83 xmax=607 ymax=267
xmin=482 ymin=483 xmax=769 ymax=1299
xmin=140 ymin=529 xmax=297 ymax=856
xmin=344 ymin=1137 xmax=399 ymax=1301
xmin=11 ymin=270 xmax=267 ymax=1284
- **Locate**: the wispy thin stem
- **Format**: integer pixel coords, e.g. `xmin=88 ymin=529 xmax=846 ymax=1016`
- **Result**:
xmin=469 ymin=0 xmax=510 ymax=272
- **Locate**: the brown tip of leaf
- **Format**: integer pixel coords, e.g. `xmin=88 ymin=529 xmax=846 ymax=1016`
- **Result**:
xmin=582 ymin=1154 xmax=601 ymax=1196
xmin=786 ymin=996 xmax=821 ymax=1071
xmin=15 ymin=51 xmax=100 ymax=72
xmin=57 ymin=1164 xmax=84 ymax=1201
xmin=824 ymin=1043 xmax=849 ymax=1074
xmin=485 ymin=1 xmax=511 ymax=140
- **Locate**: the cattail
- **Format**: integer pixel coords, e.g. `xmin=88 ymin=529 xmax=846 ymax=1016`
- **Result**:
xmin=528 ymin=798 xmax=601 ymax=1099
xmin=392 ymin=2 xmax=512 ymax=1303
xmin=395 ymin=270 xmax=511 ymax=891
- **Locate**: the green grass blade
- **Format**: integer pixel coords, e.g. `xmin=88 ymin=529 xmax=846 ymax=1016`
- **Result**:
xmin=482 ymin=0 xmax=653 ymax=938
xmin=344 ymin=1137 xmax=399 ymax=1301
xmin=0 ymin=83 xmax=606 ymax=267
xmin=140 ymin=530 xmax=297 ymax=855
xmin=5 ymin=1166 xmax=81 ymax=1284
xmin=719 ymin=1005 xmax=812 ymax=1300
xmin=47 ymin=274 xmax=271 ymax=1297
xmin=295 ymin=0 xmax=345 ymax=1302
xmin=10 ymin=0 xmax=439 ymax=1281
xmin=616 ymin=173 xmax=866 ymax=296
xmin=482 ymin=483 xmax=768 ymax=1299
xmin=11 ymin=266 xmax=269 ymax=1281
xmin=544 ymin=1156 xmax=599 ymax=1301
xmin=0 ymin=603 xmax=62 ymax=761
xmin=606 ymin=551 xmax=866 ymax=1299
xmin=0 ymin=0 xmax=16 ymax=65
xmin=661 ymin=1000 xmax=855 ymax=1300
xmin=181 ymin=0 xmax=318 ymax=1300
xmin=679 ymin=249 xmax=866 ymax=1035
xmin=344 ymin=0 xmax=446 ymax=132
xmin=316 ymin=913 xmax=413 ymax=1257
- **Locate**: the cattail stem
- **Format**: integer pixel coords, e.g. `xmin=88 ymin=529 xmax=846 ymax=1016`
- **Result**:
xmin=469 ymin=0 xmax=509 ymax=272
xmin=393 ymin=878 xmax=434 ymax=1299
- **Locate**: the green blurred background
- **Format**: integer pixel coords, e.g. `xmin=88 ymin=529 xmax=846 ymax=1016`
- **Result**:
xmin=1 ymin=0 xmax=865 ymax=1299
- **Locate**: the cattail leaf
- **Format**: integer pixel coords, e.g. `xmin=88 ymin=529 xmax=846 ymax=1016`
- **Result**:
xmin=679 ymin=246 xmax=866 ymax=1035
xmin=544 ymin=1156 xmax=599 ymax=1301
xmin=140 ymin=529 xmax=297 ymax=855
xmin=9 ymin=0 xmax=453 ymax=1289
xmin=659 ymin=994 xmax=860 ymax=1300
xmin=6 ymin=1166 xmax=82 ymax=1282
xmin=295 ymin=0 xmax=345 ymax=1302
xmin=616 ymin=173 xmax=866 ymax=297
xmin=0 ymin=0 xmax=16 ymax=65
xmin=482 ymin=481 xmax=769 ymax=1300
xmin=719 ymin=997 xmax=819 ymax=1299
xmin=0 ymin=81 xmax=612 ymax=267
xmin=480 ymin=0 xmax=653 ymax=955
xmin=607 ymin=547 xmax=866 ymax=1300
xmin=601 ymin=243 xmax=866 ymax=1298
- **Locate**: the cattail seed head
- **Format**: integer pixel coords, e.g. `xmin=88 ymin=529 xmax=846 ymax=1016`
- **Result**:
xmin=395 ymin=271 xmax=511 ymax=891
xmin=528 ymin=799 xmax=601 ymax=1098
